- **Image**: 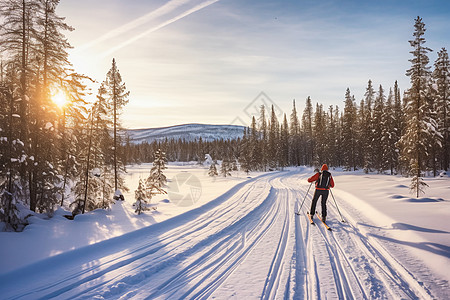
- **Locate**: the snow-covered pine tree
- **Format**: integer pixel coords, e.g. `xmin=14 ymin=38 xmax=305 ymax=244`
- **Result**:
xmin=382 ymin=88 xmax=398 ymax=174
xmin=146 ymin=149 xmax=167 ymax=195
xmin=313 ymin=103 xmax=326 ymax=167
xmin=302 ymin=96 xmax=314 ymax=166
xmin=342 ymin=88 xmax=357 ymax=171
xmin=356 ymin=99 xmax=365 ymax=169
xmin=327 ymin=105 xmax=338 ymax=167
xmin=335 ymin=106 xmax=343 ymax=167
xmin=249 ymin=116 xmax=261 ymax=171
xmin=433 ymin=48 xmax=450 ymax=171
xmin=392 ymin=81 xmax=404 ymax=174
xmin=289 ymin=100 xmax=301 ymax=166
xmin=220 ymin=160 xmax=232 ymax=177
xmin=0 ymin=80 xmax=25 ymax=230
xmin=372 ymin=85 xmax=385 ymax=172
xmin=258 ymin=105 xmax=268 ymax=171
xmin=268 ymin=105 xmax=279 ymax=169
xmin=362 ymin=80 xmax=375 ymax=173
xmin=279 ymin=114 xmax=289 ymax=170
xmin=239 ymin=128 xmax=251 ymax=174
xmin=0 ymin=0 xmax=41 ymax=144
xmin=134 ymin=178 xmax=149 ymax=215
xmin=103 ymin=58 xmax=129 ymax=192
xmin=399 ymin=16 xmax=439 ymax=197
xmin=208 ymin=161 xmax=219 ymax=177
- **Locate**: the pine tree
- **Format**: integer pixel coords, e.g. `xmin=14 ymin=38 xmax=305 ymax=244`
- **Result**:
xmin=334 ymin=106 xmax=343 ymax=167
xmin=289 ymin=100 xmax=301 ymax=166
xmin=302 ymin=96 xmax=314 ymax=166
xmin=220 ymin=160 xmax=232 ymax=177
xmin=146 ymin=149 xmax=167 ymax=194
xmin=392 ymin=81 xmax=404 ymax=173
xmin=249 ymin=116 xmax=261 ymax=171
xmin=279 ymin=114 xmax=289 ymax=170
xmin=362 ymin=80 xmax=375 ymax=172
xmin=382 ymin=88 xmax=398 ymax=174
xmin=258 ymin=105 xmax=268 ymax=171
xmin=399 ymin=16 xmax=437 ymax=197
xmin=342 ymin=88 xmax=357 ymax=171
xmin=239 ymin=128 xmax=251 ymax=174
xmin=313 ymin=103 xmax=326 ymax=167
xmin=356 ymin=99 xmax=365 ymax=169
xmin=0 ymin=0 xmax=41 ymax=143
xmin=372 ymin=85 xmax=385 ymax=172
xmin=327 ymin=105 xmax=338 ymax=167
xmin=433 ymin=48 xmax=450 ymax=171
xmin=0 ymin=80 xmax=24 ymax=230
xmin=134 ymin=178 xmax=149 ymax=215
xmin=208 ymin=161 xmax=219 ymax=177
xmin=103 ymin=58 xmax=129 ymax=192
xmin=268 ymin=105 xmax=279 ymax=169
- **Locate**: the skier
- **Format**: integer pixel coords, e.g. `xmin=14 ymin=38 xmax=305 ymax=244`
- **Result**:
xmin=308 ymin=164 xmax=334 ymax=222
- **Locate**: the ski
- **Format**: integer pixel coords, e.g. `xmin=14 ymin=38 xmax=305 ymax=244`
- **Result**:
xmin=306 ymin=213 xmax=315 ymax=225
xmin=316 ymin=212 xmax=331 ymax=231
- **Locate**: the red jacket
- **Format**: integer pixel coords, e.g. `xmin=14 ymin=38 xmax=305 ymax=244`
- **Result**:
xmin=308 ymin=172 xmax=335 ymax=190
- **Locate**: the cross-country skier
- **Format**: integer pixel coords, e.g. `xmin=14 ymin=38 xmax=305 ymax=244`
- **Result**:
xmin=308 ymin=164 xmax=334 ymax=221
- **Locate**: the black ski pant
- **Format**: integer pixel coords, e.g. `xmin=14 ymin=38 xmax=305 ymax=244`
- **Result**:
xmin=309 ymin=189 xmax=329 ymax=217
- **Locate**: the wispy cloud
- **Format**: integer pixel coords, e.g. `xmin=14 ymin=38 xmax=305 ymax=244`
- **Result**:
xmin=98 ymin=0 xmax=220 ymax=58
xmin=74 ymin=0 xmax=193 ymax=53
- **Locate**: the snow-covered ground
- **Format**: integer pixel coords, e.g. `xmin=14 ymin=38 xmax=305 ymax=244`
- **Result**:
xmin=0 ymin=165 xmax=448 ymax=299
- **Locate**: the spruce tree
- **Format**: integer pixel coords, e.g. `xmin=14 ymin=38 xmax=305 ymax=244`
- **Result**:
xmin=239 ymin=128 xmax=251 ymax=174
xmin=258 ymin=105 xmax=268 ymax=171
xmin=372 ymin=85 xmax=385 ymax=172
xmin=220 ymin=160 xmax=232 ymax=177
xmin=268 ymin=105 xmax=279 ymax=169
xmin=363 ymin=80 xmax=375 ymax=172
xmin=146 ymin=149 xmax=167 ymax=194
xmin=392 ymin=81 xmax=404 ymax=173
xmin=302 ymin=96 xmax=314 ymax=166
xmin=249 ymin=116 xmax=261 ymax=171
xmin=382 ymin=88 xmax=398 ymax=174
xmin=103 ymin=58 xmax=129 ymax=193
xmin=289 ymin=100 xmax=301 ymax=166
xmin=134 ymin=178 xmax=149 ymax=215
xmin=0 ymin=80 xmax=24 ymax=230
xmin=356 ymin=99 xmax=366 ymax=169
xmin=399 ymin=16 xmax=438 ymax=197
xmin=342 ymin=88 xmax=357 ymax=171
xmin=327 ymin=105 xmax=337 ymax=167
xmin=313 ymin=103 xmax=326 ymax=167
xmin=279 ymin=114 xmax=289 ymax=170
xmin=433 ymin=48 xmax=450 ymax=171
xmin=208 ymin=161 xmax=219 ymax=177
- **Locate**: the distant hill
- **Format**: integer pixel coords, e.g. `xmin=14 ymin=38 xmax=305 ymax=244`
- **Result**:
xmin=127 ymin=123 xmax=245 ymax=144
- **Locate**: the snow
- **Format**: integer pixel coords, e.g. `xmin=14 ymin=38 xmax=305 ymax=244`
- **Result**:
xmin=0 ymin=166 xmax=448 ymax=299
xmin=127 ymin=123 xmax=245 ymax=143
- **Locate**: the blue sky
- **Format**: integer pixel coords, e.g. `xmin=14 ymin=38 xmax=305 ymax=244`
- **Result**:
xmin=57 ymin=0 xmax=450 ymax=128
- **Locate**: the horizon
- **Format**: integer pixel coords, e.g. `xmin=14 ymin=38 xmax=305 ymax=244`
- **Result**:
xmin=57 ymin=0 xmax=450 ymax=129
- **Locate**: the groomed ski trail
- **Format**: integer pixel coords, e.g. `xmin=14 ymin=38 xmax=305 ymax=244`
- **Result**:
xmin=0 ymin=170 xmax=439 ymax=299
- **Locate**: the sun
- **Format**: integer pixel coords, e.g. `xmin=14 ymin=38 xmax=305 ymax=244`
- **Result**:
xmin=51 ymin=90 xmax=69 ymax=108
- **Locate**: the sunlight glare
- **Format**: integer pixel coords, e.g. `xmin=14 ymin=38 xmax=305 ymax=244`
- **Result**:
xmin=52 ymin=90 xmax=69 ymax=108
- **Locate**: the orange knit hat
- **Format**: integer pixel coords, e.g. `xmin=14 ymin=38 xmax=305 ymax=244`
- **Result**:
xmin=321 ymin=164 xmax=328 ymax=171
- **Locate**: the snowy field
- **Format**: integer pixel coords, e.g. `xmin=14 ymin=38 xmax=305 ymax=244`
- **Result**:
xmin=0 ymin=164 xmax=449 ymax=299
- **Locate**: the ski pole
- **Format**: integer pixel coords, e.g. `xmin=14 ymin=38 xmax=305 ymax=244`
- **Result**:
xmin=330 ymin=189 xmax=345 ymax=222
xmin=296 ymin=182 xmax=312 ymax=214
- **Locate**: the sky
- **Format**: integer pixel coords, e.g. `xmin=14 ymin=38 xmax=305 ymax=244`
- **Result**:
xmin=57 ymin=0 xmax=450 ymax=129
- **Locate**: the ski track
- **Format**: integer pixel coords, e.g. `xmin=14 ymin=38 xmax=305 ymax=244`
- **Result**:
xmin=0 ymin=170 xmax=440 ymax=299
